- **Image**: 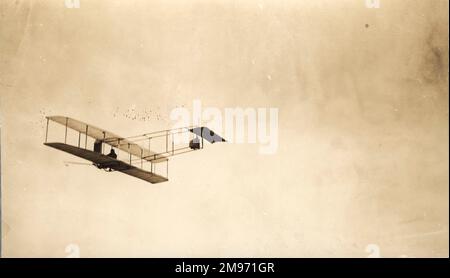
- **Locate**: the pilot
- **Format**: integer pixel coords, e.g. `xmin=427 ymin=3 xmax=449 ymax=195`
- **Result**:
xmin=107 ymin=148 xmax=117 ymax=159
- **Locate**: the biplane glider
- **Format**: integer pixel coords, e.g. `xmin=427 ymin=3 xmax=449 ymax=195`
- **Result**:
xmin=43 ymin=116 xmax=226 ymax=184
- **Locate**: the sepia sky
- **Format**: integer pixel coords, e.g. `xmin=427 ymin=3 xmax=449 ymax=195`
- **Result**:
xmin=0 ymin=0 xmax=448 ymax=257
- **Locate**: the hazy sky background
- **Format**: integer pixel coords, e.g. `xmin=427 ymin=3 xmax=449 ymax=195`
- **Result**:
xmin=1 ymin=0 xmax=448 ymax=257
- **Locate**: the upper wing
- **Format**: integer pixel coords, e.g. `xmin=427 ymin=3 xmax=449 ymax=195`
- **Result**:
xmin=44 ymin=142 xmax=168 ymax=184
xmin=47 ymin=116 xmax=168 ymax=162
xmin=189 ymin=127 xmax=226 ymax=143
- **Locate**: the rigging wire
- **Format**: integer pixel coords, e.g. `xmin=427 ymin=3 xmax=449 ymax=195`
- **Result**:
xmin=115 ymin=125 xmax=200 ymax=142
